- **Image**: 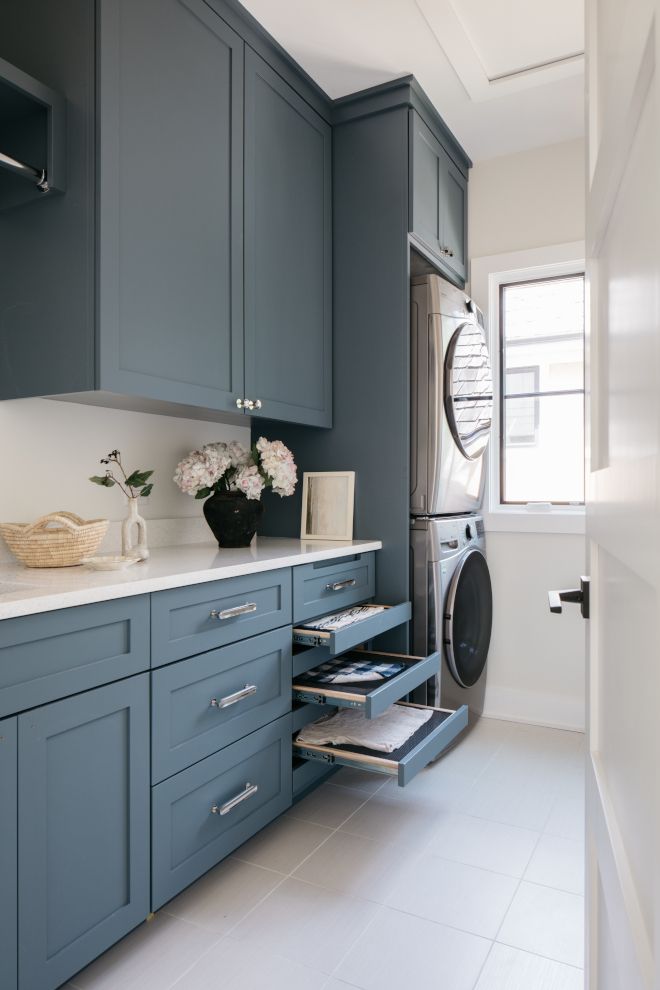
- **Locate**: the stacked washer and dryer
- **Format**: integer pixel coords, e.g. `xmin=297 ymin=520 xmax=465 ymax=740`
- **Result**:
xmin=410 ymin=273 xmax=493 ymax=718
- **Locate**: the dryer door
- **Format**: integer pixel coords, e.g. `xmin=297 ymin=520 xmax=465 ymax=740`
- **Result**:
xmin=444 ymin=547 xmax=492 ymax=688
xmin=444 ymin=321 xmax=493 ymax=461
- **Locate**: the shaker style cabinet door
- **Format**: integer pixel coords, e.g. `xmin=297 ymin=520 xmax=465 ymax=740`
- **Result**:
xmin=409 ymin=110 xmax=467 ymax=286
xmin=244 ymin=49 xmax=332 ymax=428
xmin=18 ymin=676 xmax=150 ymax=990
xmin=0 ymin=718 xmax=17 ymax=990
xmin=97 ymin=0 xmax=244 ymax=412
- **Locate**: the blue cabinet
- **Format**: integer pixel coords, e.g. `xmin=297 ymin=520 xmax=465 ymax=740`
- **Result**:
xmin=0 ymin=0 xmax=332 ymax=429
xmin=410 ymin=110 xmax=467 ymax=285
xmin=0 ymin=718 xmax=17 ymax=990
xmin=18 ymin=676 xmax=150 ymax=990
xmin=97 ymin=0 xmax=244 ymax=413
xmin=244 ymin=50 xmax=332 ymax=427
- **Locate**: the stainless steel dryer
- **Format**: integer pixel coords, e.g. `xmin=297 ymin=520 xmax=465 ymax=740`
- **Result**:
xmin=410 ymin=274 xmax=493 ymax=517
xmin=410 ymin=514 xmax=492 ymax=714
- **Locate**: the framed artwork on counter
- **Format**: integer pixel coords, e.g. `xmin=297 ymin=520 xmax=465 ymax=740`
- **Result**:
xmin=300 ymin=471 xmax=355 ymax=541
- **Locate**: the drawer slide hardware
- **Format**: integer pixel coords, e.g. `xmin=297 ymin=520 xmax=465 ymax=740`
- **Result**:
xmin=325 ymin=578 xmax=356 ymax=592
xmin=296 ymin=747 xmax=335 ymax=765
xmin=211 ymin=781 xmax=258 ymax=816
xmin=210 ymin=602 xmax=258 ymax=621
xmin=293 ymin=689 xmax=362 ymax=709
xmin=210 ymin=684 xmax=258 ymax=710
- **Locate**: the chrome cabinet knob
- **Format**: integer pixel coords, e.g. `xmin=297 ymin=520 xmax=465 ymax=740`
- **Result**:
xmin=236 ymin=398 xmax=246 ymax=409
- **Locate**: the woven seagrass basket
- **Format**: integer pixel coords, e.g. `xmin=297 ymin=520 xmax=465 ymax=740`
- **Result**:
xmin=0 ymin=512 xmax=109 ymax=568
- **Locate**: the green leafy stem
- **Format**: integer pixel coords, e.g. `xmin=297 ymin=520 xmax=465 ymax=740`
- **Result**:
xmin=90 ymin=449 xmax=154 ymax=499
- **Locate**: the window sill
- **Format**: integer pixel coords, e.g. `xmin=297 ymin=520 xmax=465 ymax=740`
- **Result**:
xmin=483 ymin=509 xmax=585 ymax=536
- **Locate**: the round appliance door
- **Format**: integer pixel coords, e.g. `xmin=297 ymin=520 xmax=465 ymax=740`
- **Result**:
xmin=444 ymin=547 xmax=492 ymax=688
xmin=444 ymin=322 xmax=493 ymax=460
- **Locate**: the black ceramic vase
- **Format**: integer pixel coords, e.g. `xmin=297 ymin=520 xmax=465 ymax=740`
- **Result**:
xmin=203 ymin=491 xmax=264 ymax=548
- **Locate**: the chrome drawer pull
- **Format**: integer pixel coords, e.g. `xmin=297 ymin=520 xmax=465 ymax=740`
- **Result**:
xmin=211 ymin=782 xmax=258 ymax=817
xmin=210 ymin=602 xmax=258 ymax=621
xmin=210 ymin=684 xmax=257 ymax=709
xmin=325 ymin=578 xmax=356 ymax=592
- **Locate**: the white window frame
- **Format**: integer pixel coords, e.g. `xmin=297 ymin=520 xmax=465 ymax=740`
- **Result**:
xmin=470 ymin=241 xmax=586 ymax=535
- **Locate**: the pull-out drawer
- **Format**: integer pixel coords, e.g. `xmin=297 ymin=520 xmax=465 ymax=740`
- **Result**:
xmin=152 ymin=714 xmax=292 ymax=909
xmin=293 ymin=649 xmax=439 ymax=719
xmin=292 ymin=602 xmax=411 ymax=657
xmin=293 ymin=553 xmax=375 ymax=623
xmin=0 ymin=597 xmax=150 ymax=718
xmin=152 ymin=626 xmax=292 ymax=782
xmin=151 ymin=569 xmax=292 ymax=666
xmin=294 ymin=702 xmax=468 ymax=787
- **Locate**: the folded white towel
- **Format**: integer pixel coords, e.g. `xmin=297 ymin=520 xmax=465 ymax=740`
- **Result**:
xmin=296 ymin=705 xmax=432 ymax=754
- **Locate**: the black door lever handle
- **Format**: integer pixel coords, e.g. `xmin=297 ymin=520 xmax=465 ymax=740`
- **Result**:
xmin=548 ymin=577 xmax=590 ymax=619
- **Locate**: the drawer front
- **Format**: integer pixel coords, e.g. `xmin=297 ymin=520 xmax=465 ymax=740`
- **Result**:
xmin=292 ymin=553 xmax=375 ymax=623
xmin=295 ymin=702 xmax=468 ymax=787
xmin=0 ymin=717 xmax=17 ymax=990
xmin=151 ymin=569 xmax=292 ymax=666
xmin=152 ymin=714 xmax=292 ymax=909
xmin=152 ymin=626 xmax=292 ymax=782
xmin=293 ymin=648 xmax=439 ymax=720
xmin=0 ymin=597 xmax=150 ymax=718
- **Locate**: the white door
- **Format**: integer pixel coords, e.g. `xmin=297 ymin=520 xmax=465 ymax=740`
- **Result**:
xmin=584 ymin=1 xmax=660 ymax=987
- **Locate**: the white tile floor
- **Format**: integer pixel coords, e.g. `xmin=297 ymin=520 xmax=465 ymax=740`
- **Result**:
xmin=66 ymin=718 xmax=585 ymax=990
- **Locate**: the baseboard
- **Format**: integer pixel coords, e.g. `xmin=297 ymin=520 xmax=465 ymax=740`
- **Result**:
xmin=481 ymin=683 xmax=585 ymax=733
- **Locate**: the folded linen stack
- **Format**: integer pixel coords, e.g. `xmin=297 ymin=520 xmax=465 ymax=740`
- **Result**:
xmin=296 ymin=705 xmax=432 ymax=754
xmin=297 ymin=605 xmax=387 ymax=632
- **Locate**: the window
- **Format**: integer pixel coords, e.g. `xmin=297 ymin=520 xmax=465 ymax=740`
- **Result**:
xmin=500 ymin=273 xmax=585 ymax=505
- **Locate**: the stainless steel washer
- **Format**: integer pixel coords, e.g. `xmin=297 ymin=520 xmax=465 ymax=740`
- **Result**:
xmin=410 ymin=514 xmax=492 ymax=714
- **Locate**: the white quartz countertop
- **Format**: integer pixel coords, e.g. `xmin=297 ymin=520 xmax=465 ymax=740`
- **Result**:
xmin=0 ymin=537 xmax=382 ymax=620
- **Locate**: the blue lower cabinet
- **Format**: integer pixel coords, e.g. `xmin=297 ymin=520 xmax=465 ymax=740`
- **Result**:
xmin=18 ymin=676 xmax=150 ymax=990
xmin=152 ymin=713 xmax=292 ymax=909
xmin=0 ymin=718 xmax=17 ymax=990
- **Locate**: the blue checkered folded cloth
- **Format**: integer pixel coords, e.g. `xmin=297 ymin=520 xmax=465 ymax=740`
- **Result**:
xmin=298 ymin=656 xmax=406 ymax=685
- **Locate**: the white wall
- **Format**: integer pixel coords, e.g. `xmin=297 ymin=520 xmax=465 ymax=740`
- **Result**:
xmin=0 ymin=397 xmax=250 ymax=524
xmin=469 ymin=138 xmax=585 ymax=259
xmin=469 ymin=138 xmax=586 ymax=731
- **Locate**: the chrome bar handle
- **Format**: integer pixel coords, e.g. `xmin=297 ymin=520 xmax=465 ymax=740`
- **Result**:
xmin=210 ymin=602 xmax=258 ymax=621
xmin=325 ymin=578 xmax=356 ymax=592
xmin=210 ymin=684 xmax=257 ymax=710
xmin=211 ymin=782 xmax=258 ymax=817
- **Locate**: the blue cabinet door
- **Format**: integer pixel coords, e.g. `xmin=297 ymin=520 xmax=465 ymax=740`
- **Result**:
xmin=97 ymin=0 xmax=244 ymax=412
xmin=410 ymin=110 xmax=467 ymax=286
xmin=0 ymin=718 xmax=17 ymax=990
xmin=18 ymin=676 xmax=150 ymax=990
xmin=244 ymin=49 xmax=332 ymax=428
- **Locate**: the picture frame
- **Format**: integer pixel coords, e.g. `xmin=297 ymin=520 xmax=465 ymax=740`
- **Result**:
xmin=300 ymin=471 xmax=355 ymax=541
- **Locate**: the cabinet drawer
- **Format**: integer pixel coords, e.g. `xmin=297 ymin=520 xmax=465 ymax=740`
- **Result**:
xmin=0 ymin=717 xmax=17 ymax=990
xmin=152 ymin=714 xmax=292 ymax=909
xmin=294 ymin=702 xmax=468 ymax=787
xmin=152 ymin=626 xmax=292 ymax=782
xmin=151 ymin=569 xmax=292 ymax=666
xmin=292 ymin=553 xmax=375 ymax=623
xmin=292 ymin=602 xmax=411 ymax=659
xmin=0 ymin=597 xmax=150 ymax=717
xmin=293 ymin=649 xmax=439 ymax=720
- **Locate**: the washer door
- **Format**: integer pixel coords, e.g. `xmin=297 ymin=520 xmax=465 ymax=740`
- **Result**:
xmin=444 ymin=548 xmax=492 ymax=688
xmin=444 ymin=322 xmax=493 ymax=461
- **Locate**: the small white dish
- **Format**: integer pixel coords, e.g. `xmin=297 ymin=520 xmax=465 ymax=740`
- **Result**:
xmin=81 ymin=555 xmax=139 ymax=572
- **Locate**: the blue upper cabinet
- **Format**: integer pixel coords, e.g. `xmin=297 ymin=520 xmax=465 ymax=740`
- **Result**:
xmin=244 ymin=51 xmax=332 ymax=428
xmin=0 ymin=0 xmax=331 ymax=428
xmin=410 ymin=110 xmax=468 ymax=285
xmin=97 ymin=0 xmax=244 ymax=413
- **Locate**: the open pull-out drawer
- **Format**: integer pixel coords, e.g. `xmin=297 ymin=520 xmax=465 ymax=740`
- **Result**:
xmin=292 ymin=601 xmax=411 ymax=669
xmin=294 ymin=702 xmax=468 ymax=787
xmin=292 ymin=648 xmax=438 ymax=719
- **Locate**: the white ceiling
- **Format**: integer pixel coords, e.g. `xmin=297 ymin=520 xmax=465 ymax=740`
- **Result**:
xmin=240 ymin=0 xmax=585 ymax=161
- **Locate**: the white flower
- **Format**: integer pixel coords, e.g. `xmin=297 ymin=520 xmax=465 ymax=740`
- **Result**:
xmin=173 ymin=447 xmax=231 ymax=496
xmin=232 ymin=464 xmax=265 ymax=501
xmin=256 ymin=437 xmax=297 ymax=497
